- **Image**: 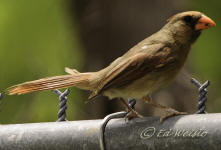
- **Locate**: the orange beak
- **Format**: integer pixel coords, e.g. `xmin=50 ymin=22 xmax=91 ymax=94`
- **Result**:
xmin=195 ymin=14 xmax=216 ymax=30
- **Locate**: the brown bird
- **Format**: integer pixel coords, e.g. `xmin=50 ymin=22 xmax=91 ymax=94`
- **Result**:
xmin=6 ymin=11 xmax=215 ymax=122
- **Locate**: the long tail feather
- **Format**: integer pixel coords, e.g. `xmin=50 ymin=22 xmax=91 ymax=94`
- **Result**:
xmin=6 ymin=73 xmax=92 ymax=95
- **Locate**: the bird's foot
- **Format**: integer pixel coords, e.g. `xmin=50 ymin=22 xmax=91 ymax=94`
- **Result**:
xmin=125 ymin=110 xmax=143 ymax=120
xmin=120 ymin=98 xmax=143 ymax=120
xmin=160 ymin=108 xmax=187 ymax=123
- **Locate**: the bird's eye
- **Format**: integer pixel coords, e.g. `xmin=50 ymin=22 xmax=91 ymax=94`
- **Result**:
xmin=183 ymin=15 xmax=193 ymax=23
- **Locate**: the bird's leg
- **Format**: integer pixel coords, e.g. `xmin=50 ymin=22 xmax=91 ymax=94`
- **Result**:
xmin=143 ymin=96 xmax=187 ymax=123
xmin=119 ymin=98 xmax=143 ymax=120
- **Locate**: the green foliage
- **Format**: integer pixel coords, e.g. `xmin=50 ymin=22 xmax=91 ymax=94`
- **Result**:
xmin=0 ymin=0 xmax=84 ymax=123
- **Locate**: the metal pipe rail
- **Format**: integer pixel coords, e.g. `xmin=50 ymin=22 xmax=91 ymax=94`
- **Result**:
xmin=0 ymin=113 xmax=221 ymax=150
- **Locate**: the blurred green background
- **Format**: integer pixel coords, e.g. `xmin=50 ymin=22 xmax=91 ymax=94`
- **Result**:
xmin=0 ymin=0 xmax=220 ymax=124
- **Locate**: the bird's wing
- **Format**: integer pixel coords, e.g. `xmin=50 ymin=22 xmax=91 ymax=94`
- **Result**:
xmin=89 ymin=44 xmax=175 ymax=99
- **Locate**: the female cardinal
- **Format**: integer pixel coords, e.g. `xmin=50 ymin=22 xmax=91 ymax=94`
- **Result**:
xmin=6 ymin=11 xmax=215 ymax=122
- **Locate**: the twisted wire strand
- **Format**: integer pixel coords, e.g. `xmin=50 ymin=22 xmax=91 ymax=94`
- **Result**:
xmin=52 ymin=89 xmax=69 ymax=121
xmin=191 ymin=78 xmax=210 ymax=114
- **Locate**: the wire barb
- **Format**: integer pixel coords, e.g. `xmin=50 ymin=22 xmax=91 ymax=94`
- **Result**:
xmin=191 ymin=78 xmax=210 ymax=114
xmin=52 ymin=89 xmax=70 ymax=122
